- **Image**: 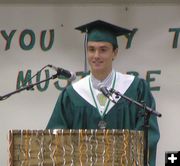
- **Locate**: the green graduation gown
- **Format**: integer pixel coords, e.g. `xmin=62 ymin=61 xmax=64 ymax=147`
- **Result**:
xmin=46 ymin=72 xmax=160 ymax=166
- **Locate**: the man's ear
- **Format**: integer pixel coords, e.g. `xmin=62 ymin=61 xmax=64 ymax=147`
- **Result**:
xmin=112 ymin=48 xmax=118 ymax=60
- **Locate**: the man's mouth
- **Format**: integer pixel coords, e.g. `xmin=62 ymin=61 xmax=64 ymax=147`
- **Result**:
xmin=92 ymin=61 xmax=103 ymax=65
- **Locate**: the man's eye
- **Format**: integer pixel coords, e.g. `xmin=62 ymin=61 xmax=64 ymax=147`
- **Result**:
xmin=88 ymin=48 xmax=95 ymax=52
xmin=100 ymin=48 xmax=108 ymax=52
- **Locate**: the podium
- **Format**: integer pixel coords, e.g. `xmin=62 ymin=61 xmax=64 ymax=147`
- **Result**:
xmin=9 ymin=129 xmax=144 ymax=166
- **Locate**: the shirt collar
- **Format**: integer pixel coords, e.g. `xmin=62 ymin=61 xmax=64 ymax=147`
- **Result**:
xmin=90 ymin=69 xmax=115 ymax=90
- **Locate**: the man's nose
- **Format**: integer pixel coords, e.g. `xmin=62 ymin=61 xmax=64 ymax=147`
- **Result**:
xmin=94 ymin=50 xmax=100 ymax=58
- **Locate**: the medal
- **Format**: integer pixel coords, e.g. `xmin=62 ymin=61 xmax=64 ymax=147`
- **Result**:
xmin=98 ymin=120 xmax=107 ymax=129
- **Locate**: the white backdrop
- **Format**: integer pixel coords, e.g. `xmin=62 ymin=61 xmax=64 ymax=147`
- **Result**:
xmin=0 ymin=4 xmax=180 ymax=166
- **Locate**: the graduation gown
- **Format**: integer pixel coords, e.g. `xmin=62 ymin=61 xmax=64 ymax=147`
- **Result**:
xmin=46 ymin=72 xmax=160 ymax=166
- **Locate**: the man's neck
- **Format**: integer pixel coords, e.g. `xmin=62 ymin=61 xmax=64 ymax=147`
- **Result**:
xmin=91 ymin=70 xmax=115 ymax=89
xmin=91 ymin=70 xmax=112 ymax=81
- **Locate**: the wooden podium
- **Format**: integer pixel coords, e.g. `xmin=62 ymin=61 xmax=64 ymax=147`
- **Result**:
xmin=8 ymin=129 xmax=144 ymax=166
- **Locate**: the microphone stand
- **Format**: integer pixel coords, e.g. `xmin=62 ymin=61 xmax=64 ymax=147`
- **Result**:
xmin=0 ymin=73 xmax=59 ymax=101
xmin=109 ymin=88 xmax=161 ymax=166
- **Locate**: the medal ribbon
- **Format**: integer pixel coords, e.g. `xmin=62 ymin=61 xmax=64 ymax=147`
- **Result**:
xmin=89 ymin=72 xmax=116 ymax=119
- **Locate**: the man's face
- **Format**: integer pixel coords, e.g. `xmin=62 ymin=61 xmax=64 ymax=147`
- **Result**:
xmin=87 ymin=41 xmax=117 ymax=76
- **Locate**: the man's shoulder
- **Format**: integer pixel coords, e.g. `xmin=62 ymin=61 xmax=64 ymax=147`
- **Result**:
xmin=116 ymin=72 xmax=135 ymax=80
xmin=116 ymin=72 xmax=147 ymax=84
xmin=72 ymin=75 xmax=90 ymax=88
xmin=116 ymin=72 xmax=137 ymax=85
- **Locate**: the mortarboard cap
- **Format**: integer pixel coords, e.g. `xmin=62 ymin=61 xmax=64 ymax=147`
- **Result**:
xmin=75 ymin=20 xmax=132 ymax=48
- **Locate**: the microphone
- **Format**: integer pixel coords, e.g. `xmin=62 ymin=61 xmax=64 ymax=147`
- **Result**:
xmin=48 ymin=64 xmax=76 ymax=81
xmin=98 ymin=84 xmax=116 ymax=104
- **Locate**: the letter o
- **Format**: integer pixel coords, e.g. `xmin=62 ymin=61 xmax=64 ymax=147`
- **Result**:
xmin=19 ymin=29 xmax=35 ymax=50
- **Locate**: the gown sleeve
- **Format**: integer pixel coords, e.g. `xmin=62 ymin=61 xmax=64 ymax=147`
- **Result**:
xmin=135 ymin=79 xmax=160 ymax=166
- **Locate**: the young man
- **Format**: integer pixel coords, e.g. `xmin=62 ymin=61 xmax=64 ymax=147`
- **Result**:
xmin=46 ymin=20 xmax=160 ymax=166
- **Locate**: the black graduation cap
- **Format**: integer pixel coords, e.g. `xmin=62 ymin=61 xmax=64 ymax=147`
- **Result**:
xmin=75 ymin=20 xmax=132 ymax=48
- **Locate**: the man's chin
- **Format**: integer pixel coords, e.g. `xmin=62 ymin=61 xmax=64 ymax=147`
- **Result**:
xmin=92 ymin=67 xmax=103 ymax=72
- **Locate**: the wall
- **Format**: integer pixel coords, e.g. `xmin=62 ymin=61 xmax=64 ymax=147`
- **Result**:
xmin=0 ymin=4 xmax=180 ymax=165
